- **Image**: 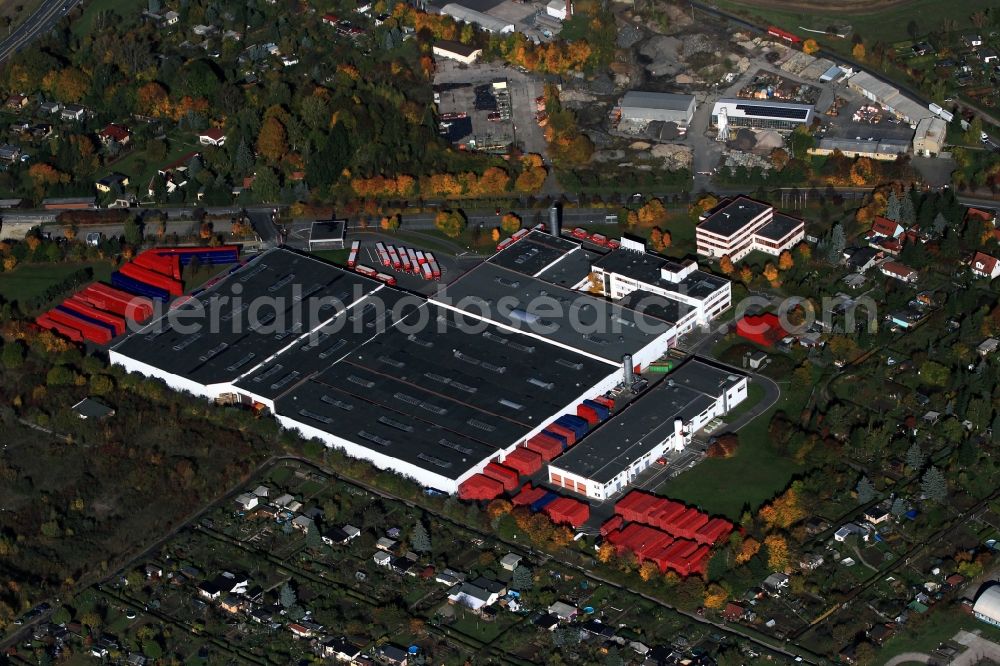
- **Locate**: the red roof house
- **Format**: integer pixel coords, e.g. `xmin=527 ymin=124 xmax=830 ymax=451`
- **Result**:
xmin=971 ymin=251 xmax=1000 ymax=279
xmin=98 ymin=123 xmax=131 ymax=145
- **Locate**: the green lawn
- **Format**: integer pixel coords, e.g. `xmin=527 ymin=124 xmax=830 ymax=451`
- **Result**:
xmin=659 ymin=391 xmax=802 ymax=519
xmin=71 ymin=0 xmax=146 ymax=38
xmin=878 ymin=607 xmax=1000 ymax=662
xmin=714 ymin=0 xmax=997 ymax=47
xmin=310 ymin=249 xmax=350 ymax=266
xmin=109 ymin=135 xmax=201 ymax=197
xmin=0 ymin=261 xmax=111 ymax=306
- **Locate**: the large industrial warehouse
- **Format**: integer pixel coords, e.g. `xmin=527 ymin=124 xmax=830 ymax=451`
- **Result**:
xmin=619 ymin=91 xmax=697 ymax=126
xmin=711 ymin=98 xmax=814 ymax=131
xmin=110 ymin=229 xmax=739 ymax=497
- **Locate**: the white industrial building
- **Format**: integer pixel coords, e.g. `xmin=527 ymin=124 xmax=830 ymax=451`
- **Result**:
xmin=439 ymin=3 xmax=514 ymax=33
xmin=913 ymin=117 xmax=947 ymax=156
xmin=547 ymin=359 xmax=748 ymax=500
xmin=711 ymin=98 xmax=814 ymax=132
xmin=110 ymin=230 xmax=735 ymax=495
xmin=545 ymin=0 xmax=569 ymax=20
xmin=619 ymin=91 xmax=696 ymax=126
xmin=696 ymin=196 xmax=805 ymax=262
xmin=973 ymin=585 xmax=1000 ymax=627
xmin=432 ymin=39 xmax=483 ymax=64
xmin=846 ymin=71 xmax=932 ymax=125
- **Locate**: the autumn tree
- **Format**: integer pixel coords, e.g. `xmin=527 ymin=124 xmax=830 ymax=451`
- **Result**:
xmin=638 ymin=561 xmax=659 ymax=582
xmin=257 ymin=116 xmax=288 ymax=162
xmin=637 ymin=198 xmax=668 ymax=227
xmin=500 ymin=213 xmax=521 ymax=235
xmin=778 ymin=250 xmax=794 ymax=270
xmin=649 ymin=227 xmax=665 ymax=252
xmin=735 ymin=537 xmax=761 ymax=564
xmin=490 ymin=228 xmax=501 ymax=243
xmin=434 ymin=210 xmax=466 ymax=238
xmin=719 ymin=255 xmax=734 ymax=274
xmin=27 ymin=163 xmax=69 ymax=197
xmin=764 ymin=534 xmax=790 ymax=572
xmin=802 ymin=39 xmax=819 ymax=55
xmin=380 ymin=214 xmax=401 ymax=231
xmin=596 ymin=542 xmax=614 ymax=563
xmin=849 ymin=157 xmax=875 ymax=186
xmin=770 ymin=148 xmax=789 ymax=170
xmin=136 ymin=82 xmax=170 ymax=117
xmin=515 ymin=167 xmax=547 ymax=192
xmin=763 ymin=262 xmax=780 ymax=286
xmin=688 ymin=193 xmax=719 ymax=220
xmin=738 ymin=264 xmax=753 ymax=285
xmin=703 ymin=583 xmax=729 ymax=609
xmin=759 ymin=485 xmax=807 ymax=530
xmin=852 ymin=42 xmax=866 ymax=60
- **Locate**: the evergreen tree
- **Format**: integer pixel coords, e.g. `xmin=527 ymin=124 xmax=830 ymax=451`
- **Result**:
xmin=234 ymin=137 xmax=255 ymax=175
xmin=1 ymin=340 xmax=25 ymax=369
xmin=411 ymin=521 xmax=431 ymax=553
xmin=900 ymin=194 xmax=915 ymax=226
xmin=885 ymin=190 xmax=901 ymax=222
xmin=306 ymin=520 xmax=322 ymax=549
xmin=905 ymin=442 xmax=925 ymax=471
xmin=279 ymin=582 xmax=296 ymax=608
xmin=856 ymin=476 xmax=876 ymax=504
xmin=921 ymin=466 xmax=948 ymax=503
xmin=511 ymin=565 xmax=533 ymax=591
xmin=826 ymin=223 xmax=846 ymax=263
xmin=890 ymin=497 xmax=907 ymax=517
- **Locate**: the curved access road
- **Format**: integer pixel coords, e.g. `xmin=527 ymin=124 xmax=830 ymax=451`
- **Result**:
xmin=0 ymin=0 xmax=78 ymax=64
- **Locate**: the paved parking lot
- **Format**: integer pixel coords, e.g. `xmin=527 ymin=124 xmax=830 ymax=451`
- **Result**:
xmin=434 ymin=61 xmax=548 ymax=159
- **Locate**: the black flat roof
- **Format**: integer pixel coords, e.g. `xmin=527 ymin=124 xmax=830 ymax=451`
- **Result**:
xmin=535 ymin=248 xmax=597 ymax=287
xmin=310 ymin=219 xmax=346 ymax=241
xmin=436 ymin=262 xmax=669 ymax=362
xmin=550 ymin=359 xmax=746 ymax=483
xmin=756 ymin=213 xmax=803 ymax=242
xmin=112 ymin=249 xmax=383 ymax=386
xmin=697 ymin=196 xmax=771 ymax=238
xmin=233 ymin=289 xmax=417 ymax=400
xmin=489 ymin=235 xmax=573 ymax=276
xmin=615 ymin=289 xmax=685 ymax=324
xmin=275 ymin=304 xmax=613 ymax=479
xmin=594 ymin=250 xmax=728 ymax=301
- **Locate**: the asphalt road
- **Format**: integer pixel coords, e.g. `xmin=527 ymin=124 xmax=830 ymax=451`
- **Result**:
xmin=0 ymin=0 xmax=78 ymax=63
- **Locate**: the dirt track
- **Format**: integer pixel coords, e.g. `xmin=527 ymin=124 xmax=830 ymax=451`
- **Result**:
xmin=724 ymin=0 xmax=914 ymax=14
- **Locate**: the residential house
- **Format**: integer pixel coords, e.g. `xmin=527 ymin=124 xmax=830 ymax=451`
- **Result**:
xmin=163 ymin=10 xmax=179 ymax=24
xmin=581 ymin=619 xmax=617 ymax=641
xmin=143 ymin=563 xmax=163 ymax=579
xmin=963 ymin=33 xmax=984 ymax=47
xmin=843 ymin=273 xmax=866 ymax=290
xmin=5 ymin=94 xmax=27 ymax=110
xmin=978 ymin=338 xmax=998 ymax=356
xmin=867 ymin=623 xmax=895 ymax=646
xmin=868 ymin=216 xmax=904 ymax=240
xmin=322 ymin=13 xmax=339 ymax=25
xmin=863 ymin=506 xmax=891 ymax=525
xmin=373 ymin=551 xmax=392 ymax=567
xmin=322 ymin=526 xmax=357 ymax=546
xmin=534 ymin=613 xmax=559 ymax=631
xmin=38 ymin=101 xmax=61 ymax=115
xmin=151 ymin=151 xmax=200 ymax=196
xmin=723 ymin=602 xmax=746 ymax=622
xmin=970 ymin=251 xmax=1000 ymax=279
xmin=435 ymin=569 xmax=465 ymax=587
xmin=966 ymin=206 xmax=997 ymax=227
xmin=98 ymin=123 xmax=131 ymax=146
xmin=60 ymin=104 xmax=86 ymax=121
xmin=843 ymin=246 xmax=880 ymax=273
xmin=354 ymin=0 xmax=373 ymax=13
xmin=290 ymin=515 xmax=313 ymax=533
xmin=377 ymin=644 xmax=409 ymax=666
xmin=500 ymin=553 xmax=522 ymax=571
xmin=234 ymin=493 xmax=258 ymax=512
xmin=287 ymin=623 xmax=313 ymax=639
xmin=0 ymin=144 xmax=20 ymax=163
xmin=448 ymin=581 xmax=500 ymax=611
xmin=219 ymin=595 xmax=245 ymax=614
xmin=95 ymin=173 xmax=129 ymax=193
xmin=376 ymin=537 xmax=398 ymax=552
xmin=834 ymin=523 xmax=868 ymax=542
xmin=319 ymin=636 xmax=362 ymax=662
xmin=880 ymin=261 xmax=918 ymax=283
xmin=71 ymin=397 xmax=115 ymax=420
xmin=192 ymin=24 xmax=217 ymax=36
xmin=252 ymin=485 xmax=270 ymax=497
xmin=431 ymin=39 xmax=483 ymax=65
xmin=198 ymin=127 xmax=226 ymax=146
xmin=983 ymin=48 xmax=999 ymax=63
xmin=547 ymin=600 xmax=578 ymax=621
xmin=799 ymin=554 xmax=825 ymax=570
xmin=763 ymin=572 xmax=790 ymax=594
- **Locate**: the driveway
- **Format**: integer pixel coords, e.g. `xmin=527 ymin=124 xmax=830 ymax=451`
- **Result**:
xmin=883 ymin=653 xmax=933 ymax=666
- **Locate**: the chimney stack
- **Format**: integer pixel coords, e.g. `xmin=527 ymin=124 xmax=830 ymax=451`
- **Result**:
xmin=548 ymin=204 xmax=560 ymax=236
xmin=623 ymin=354 xmax=635 ymax=385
